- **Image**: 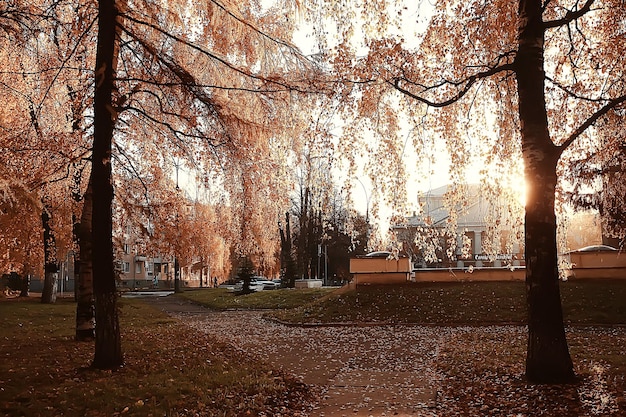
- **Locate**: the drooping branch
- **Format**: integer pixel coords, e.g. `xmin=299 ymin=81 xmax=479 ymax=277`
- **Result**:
xmin=120 ymin=76 xmax=300 ymax=94
xmin=543 ymin=0 xmax=596 ymax=29
xmin=123 ymin=104 xmax=228 ymax=150
xmin=27 ymin=148 xmax=92 ymax=191
xmin=545 ymin=76 xmax=607 ymax=103
xmin=118 ymin=29 xmax=228 ymax=119
xmin=33 ymin=15 xmax=98 ymax=118
xmin=119 ymin=14 xmax=320 ymax=94
xmin=207 ymin=0 xmax=308 ymax=61
xmin=391 ymin=62 xmax=515 ymax=108
xmin=559 ymin=94 xmax=626 ymax=151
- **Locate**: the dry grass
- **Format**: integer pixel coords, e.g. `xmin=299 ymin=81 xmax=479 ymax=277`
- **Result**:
xmin=0 ymin=296 xmax=315 ymax=417
xmin=2 ymin=279 xmax=625 ymax=416
xmin=269 ymin=280 xmax=626 ymax=325
xmin=179 ymin=287 xmax=334 ymax=310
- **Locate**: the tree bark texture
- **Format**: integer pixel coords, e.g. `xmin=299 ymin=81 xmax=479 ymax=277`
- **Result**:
xmin=92 ymin=0 xmax=123 ymax=369
xmin=76 ymin=180 xmax=95 ymax=341
xmin=41 ymin=207 xmax=58 ymax=304
xmin=516 ymin=0 xmax=574 ymax=383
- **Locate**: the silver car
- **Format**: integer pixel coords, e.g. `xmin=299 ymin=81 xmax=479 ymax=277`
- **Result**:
xmin=234 ymin=277 xmax=278 ymax=291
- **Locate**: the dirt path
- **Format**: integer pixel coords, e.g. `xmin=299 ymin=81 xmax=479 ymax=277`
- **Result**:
xmin=148 ymin=295 xmax=442 ymax=416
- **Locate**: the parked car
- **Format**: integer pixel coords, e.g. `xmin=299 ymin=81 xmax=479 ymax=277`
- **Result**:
xmin=234 ymin=276 xmax=278 ymax=292
xmin=568 ymin=245 xmax=617 ymax=253
xmin=218 ymin=281 xmax=237 ymax=290
xmin=252 ymin=276 xmax=279 ymax=290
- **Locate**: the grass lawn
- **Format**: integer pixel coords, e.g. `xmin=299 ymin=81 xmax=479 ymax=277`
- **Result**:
xmin=179 ymin=280 xmax=626 ymax=415
xmin=178 ymin=287 xmax=334 ymax=310
xmin=0 ymin=295 xmax=314 ymax=417
xmin=264 ymin=279 xmax=626 ymax=325
xmin=2 ymin=279 xmax=625 ymax=416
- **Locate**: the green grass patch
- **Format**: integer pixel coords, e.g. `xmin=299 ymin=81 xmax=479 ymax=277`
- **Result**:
xmin=0 ymin=296 xmax=314 ymax=417
xmin=178 ymin=287 xmax=335 ymax=310
xmin=560 ymin=279 xmax=626 ymax=324
xmin=270 ymin=280 xmax=626 ymax=325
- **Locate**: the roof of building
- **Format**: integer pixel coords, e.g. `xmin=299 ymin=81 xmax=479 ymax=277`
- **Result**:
xmin=396 ymin=184 xmax=512 ymax=229
xmin=402 ymin=184 xmax=488 ymax=229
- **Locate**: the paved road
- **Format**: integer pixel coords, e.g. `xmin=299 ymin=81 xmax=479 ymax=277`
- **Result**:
xmin=148 ymin=296 xmax=442 ymax=416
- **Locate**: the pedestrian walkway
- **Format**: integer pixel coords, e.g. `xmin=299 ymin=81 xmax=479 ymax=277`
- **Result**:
xmin=147 ymin=295 xmax=440 ymax=416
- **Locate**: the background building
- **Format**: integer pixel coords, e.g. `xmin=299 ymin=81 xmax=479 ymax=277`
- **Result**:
xmin=117 ymin=241 xmax=170 ymax=289
xmin=393 ymin=184 xmax=525 ymax=269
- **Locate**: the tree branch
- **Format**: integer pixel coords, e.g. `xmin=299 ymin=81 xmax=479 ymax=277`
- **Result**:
xmin=119 ymin=14 xmax=320 ymax=95
xmin=391 ymin=63 xmax=515 ymax=108
xmin=207 ymin=0 xmax=309 ymax=63
xmin=559 ymin=94 xmax=626 ymax=151
xmin=543 ymin=0 xmax=596 ymax=29
xmin=125 ymin=103 xmax=227 ymax=149
xmin=546 ymin=76 xmax=605 ymax=102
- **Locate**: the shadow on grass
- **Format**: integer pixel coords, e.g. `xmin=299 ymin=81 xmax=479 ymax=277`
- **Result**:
xmin=0 ymin=296 xmax=315 ymax=417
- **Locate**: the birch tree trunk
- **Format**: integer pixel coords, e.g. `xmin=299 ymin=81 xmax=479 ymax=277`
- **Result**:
xmin=91 ymin=0 xmax=123 ymax=369
xmin=516 ymin=0 xmax=574 ymax=383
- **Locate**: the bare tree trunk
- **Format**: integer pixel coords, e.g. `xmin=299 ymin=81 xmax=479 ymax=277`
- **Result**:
xmin=19 ymin=260 xmax=31 ymax=297
xmin=174 ymin=256 xmax=181 ymax=292
xmin=76 ymin=180 xmax=95 ymax=341
xmin=516 ymin=0 xmax=574 ymax=383
xmin=91 ymin=0 xmax=122 ymax=369
xmin=41 ymin=206 xmax=58 ymax=304
xmin=279 ymin=212 xmax=296 ymax=288
xmin=19 ymin=274 xmax=30 ymax=297
xmin=200 ymin=256 xmax=204 ymax=288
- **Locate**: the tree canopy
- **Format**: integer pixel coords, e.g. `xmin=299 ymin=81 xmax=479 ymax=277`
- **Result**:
xmin=2 ymin=0 xmax=624 ymax=381
xmin=302 ymin=0 xmax=625 ymax=382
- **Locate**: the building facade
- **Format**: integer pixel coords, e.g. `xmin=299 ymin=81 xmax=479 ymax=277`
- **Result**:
xmin=117 ymin=241 xmax=172 ymax=289
xmin=393 ymin=184 xmax=525 ymax=269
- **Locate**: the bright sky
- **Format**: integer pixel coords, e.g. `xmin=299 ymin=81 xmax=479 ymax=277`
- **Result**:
xmin=285 ymin=1 xmax=528 ymax=236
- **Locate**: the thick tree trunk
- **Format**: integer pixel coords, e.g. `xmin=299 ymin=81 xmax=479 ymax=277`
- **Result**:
xmin=516 ymin=0 xmax=574 ymax=383
xmin=41 ymin=207 xmax=58 ymax=304
xmin=76 ymin=181 xmax=95 ymax=341
xmin=91 ymin=0 xmax=123 ymax=369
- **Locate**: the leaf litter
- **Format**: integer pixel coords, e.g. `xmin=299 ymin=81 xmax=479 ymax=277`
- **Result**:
xmin=179 ymin=310 xmax=626 ymax=416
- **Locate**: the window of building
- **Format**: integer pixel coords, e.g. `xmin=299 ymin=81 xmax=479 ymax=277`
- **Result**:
xmin=135 ymin=262 xmax=142 ymax=275
xmin=146 ymin=261 xmax=154 ymax=276
xmin=123 ymin=262 xmax=130 ymax=273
